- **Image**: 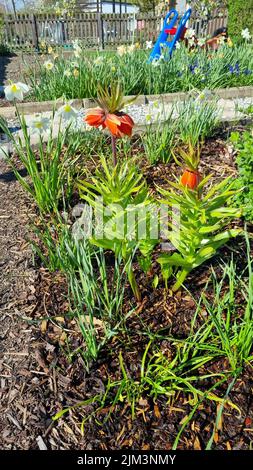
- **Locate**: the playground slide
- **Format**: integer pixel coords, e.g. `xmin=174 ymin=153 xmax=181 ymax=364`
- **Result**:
xmin=148 ymin=8 xmax=192 ymax=62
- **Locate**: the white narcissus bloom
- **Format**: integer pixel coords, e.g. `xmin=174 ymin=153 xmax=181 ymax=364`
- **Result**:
xmin=44 ymin=60 xmax=54 ymax=71
xmin=197 ymin=89 xmax=212 ymax=101
xmin=145 ymin=40 xmax=153 ymax=49
xmin=4 ymin=82 xmax=30 ymax=101
xmin=152 ymin=58 xmax=161 ymax=67
xmin=175 ymin=41 xmax=181 ymax=50
xmin=64 ymin=69 xmax=71 ymax=77
xmin=117 ymin=45 xmax=126 ymax=56
xmin=188 ymin=38 xmax=196 ymax=47
xmin=74 ymin=46 xmax=82 ymax=58
xmin=94 ymin=56 xmax=103 ymax=65
xmin=241 ymin=28 xmax=251 ymax=41
xmin=73 ymin=39 xmax=81 ymax=50
xmin=71 ymin=61 xmax=79 ymax=68
xmin=185 ymin=28 xmax=195 ymax=39
xmin=218 ymin=36 xmax=226 ymax=46
xmin=57 ymin=102 xmax=78 ymax=121
xmin=127 ymin=44 xmax=136 ymax=53
xmin=197 ymin=37 xmax=206 ymax=47
xmin=29 ymin=114 xmax=50 ymax=134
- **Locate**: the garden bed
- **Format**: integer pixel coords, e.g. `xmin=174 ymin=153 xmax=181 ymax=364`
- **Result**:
xmin=0 ymin=120 xmax=253 ymax=450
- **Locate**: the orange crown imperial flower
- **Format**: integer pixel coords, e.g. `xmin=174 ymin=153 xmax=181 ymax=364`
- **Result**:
xmin=85 ymin=108 xmax=134 ymax=138
xmin=84 ymin=82 xmax=135 ymax=138
xmin=181 ymin=168 xmax=201 ymax=190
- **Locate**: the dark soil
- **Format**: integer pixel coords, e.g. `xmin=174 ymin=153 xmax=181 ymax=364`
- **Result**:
xmin=0 ymin=131 xmax=253 ymax=450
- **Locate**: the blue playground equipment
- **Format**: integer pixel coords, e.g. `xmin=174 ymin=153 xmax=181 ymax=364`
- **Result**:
xmin=148 ymin=7 xmax=192 ymax=62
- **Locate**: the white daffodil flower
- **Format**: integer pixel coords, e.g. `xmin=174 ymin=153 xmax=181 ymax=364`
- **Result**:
xmin=188 ymin=38 xmax=196 ymax=47
xmin=44 ymin=60 xmax=54 ymax=71
xmin=197 ymin=37 xmax=206 ymax=47
xmin=241 ymin=28 xmax=251 ymax=41
xmin=185 ymin=28 xmax=195 ymax=39
xmin=29 ymin=114 xmax=51 ymax=134
xmin=64 ymin=69 xmax=72 ymax=77
xmin=94 ymin=56 xmax=103 ymax=66
xmin=71 ymin=61 xmax=79 ymax=68
xmin=127 ymin=44 xmax=136 ymax=53
xmin=57 ymin=102 xmax=78 ymax=121
xmin=197 ymin=89 xmax=212 ymax=101
xmin=73 ymin=39 xmax=81 ymax=49
xmin=4 ymin=82 xmax=30 ymax=101
xmin=117 ymin=45 xmax=127 ymax=56
xmin=145 ymin=40 xmax=153 ymax=50
xmin=175 ymin=41 xmax=181 ymax=50
xmin=152 ymin=58 xmax=161 ymax=67
xmin=218 ymin=36 xmax=226 ymax=46
xmin=74 ymin=46 xmax=82 ymax=58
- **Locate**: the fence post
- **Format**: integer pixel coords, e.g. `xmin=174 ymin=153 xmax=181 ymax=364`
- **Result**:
xmin=31 ymin=14 xmax=39 ymax=52
xmin=97 ymin=12 xmax=104 ymax=50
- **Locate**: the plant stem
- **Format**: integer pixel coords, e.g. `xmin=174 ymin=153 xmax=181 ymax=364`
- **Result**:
xmin=127 ymin=265 xmax=141 ymax=303
xmin=172 ymin=268 xmax=190 ymax=292
xmin=111 ymin=135 xmax=117 ymax=167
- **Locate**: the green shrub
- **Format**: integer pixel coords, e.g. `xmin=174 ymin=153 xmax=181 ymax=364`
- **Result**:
xmin=228 ymin=0 xmax=253 ymax=40
xmin=231 ymin=130 xmax=253 ymax=221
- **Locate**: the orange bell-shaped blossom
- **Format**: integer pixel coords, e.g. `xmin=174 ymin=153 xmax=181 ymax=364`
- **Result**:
xmin=181 ymin=168 xmax=201 ymax=190
xmin=85 ymin=108 xmax=134 ymax=138
xmin=84 ymin=83 xmax=136 ymax=166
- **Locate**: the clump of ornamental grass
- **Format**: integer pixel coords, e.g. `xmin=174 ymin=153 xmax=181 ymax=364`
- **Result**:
xmin=175 ymin=95 xmax=220 ymax=148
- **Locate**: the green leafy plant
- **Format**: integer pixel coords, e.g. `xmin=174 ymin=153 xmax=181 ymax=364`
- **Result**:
xmin=157 ymin=175 xmax=242 ymax=291
xmin=78 ymin=156 xmax=158 ymax=301
xmin=230 ymin=130 xmax=253 ymax=222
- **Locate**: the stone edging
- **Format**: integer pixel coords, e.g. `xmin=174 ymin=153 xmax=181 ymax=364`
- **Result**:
xmin=1 ymin=86 xmax=253 ymax=119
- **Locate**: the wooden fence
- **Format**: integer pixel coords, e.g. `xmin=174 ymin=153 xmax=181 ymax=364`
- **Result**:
xmin=2 ymin=11 xmax=228 ymax=52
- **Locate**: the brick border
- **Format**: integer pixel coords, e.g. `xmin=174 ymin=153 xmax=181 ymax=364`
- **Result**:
xmin=1 ymin=86 xmax=253 ymax=120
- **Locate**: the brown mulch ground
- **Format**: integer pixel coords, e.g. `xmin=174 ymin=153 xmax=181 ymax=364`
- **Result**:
xmin=0 ymin=130 xmax=253 ymax=450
